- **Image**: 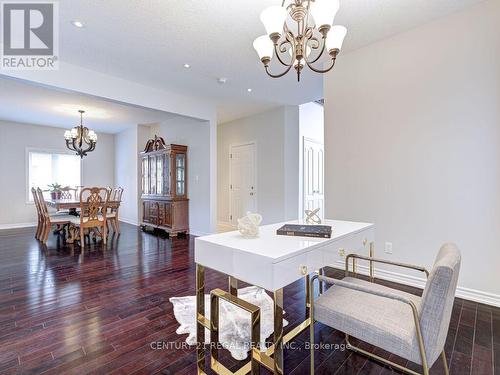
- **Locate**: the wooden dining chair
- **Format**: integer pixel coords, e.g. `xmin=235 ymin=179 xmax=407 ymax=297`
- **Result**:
xmin=36 ymin=188 xmax=73 ymax=244
xmin=60 ymin=186 xmax=78 ymax=199
xmin=31 ymin=187 xmax=43 ymax=240
xmin=106 ymin=186 xmax=124 ymax=234
xmin=70 ymin=187 xmax=110 ymax=246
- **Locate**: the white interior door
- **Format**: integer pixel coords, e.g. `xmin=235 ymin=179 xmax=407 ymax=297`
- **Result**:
xmin=229 ymin=143 xmax=256 ymax=226
xmin=303 ymin=138 xmax=324 ymax=220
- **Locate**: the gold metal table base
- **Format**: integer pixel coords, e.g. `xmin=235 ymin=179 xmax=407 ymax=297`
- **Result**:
xmin=196 ymin=241 xmax=377 ymax=374
xmin=195 ymin=265 xmax=311 ymax=375
xmin=210 ymin=288 xmax=261 ymax=375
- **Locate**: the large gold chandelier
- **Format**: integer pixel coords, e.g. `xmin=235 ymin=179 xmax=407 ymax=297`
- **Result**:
xmin=253 ymin=0 xmax=347 ymax=81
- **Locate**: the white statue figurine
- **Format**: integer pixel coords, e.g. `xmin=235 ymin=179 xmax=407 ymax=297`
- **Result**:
xmin=237 ymin=212 xmax=263 ymax=238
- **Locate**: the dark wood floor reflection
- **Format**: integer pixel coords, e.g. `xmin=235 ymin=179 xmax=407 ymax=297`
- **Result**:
xmin=0 ymin=224 xmax=498 ymax=374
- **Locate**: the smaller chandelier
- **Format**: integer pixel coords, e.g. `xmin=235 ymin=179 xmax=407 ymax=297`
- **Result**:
xmin=253 ymin=0 xmax=347 ymax=82
xmin=64 ymin=110 xmax=97 ymax=158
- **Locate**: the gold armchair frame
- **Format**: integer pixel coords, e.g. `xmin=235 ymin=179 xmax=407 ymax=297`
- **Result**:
xmin=344 ymin=253 xmax=430 ymax=278
xmin=309 ymin=255 xmax=449 ymax=375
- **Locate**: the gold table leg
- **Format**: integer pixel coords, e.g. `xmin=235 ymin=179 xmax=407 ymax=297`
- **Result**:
xmin=273 ymin=289 xmax=284 ymax=375
xmin=197 ymin=268 xmax=310 ymax=375
xmin=305 ymin=274 xmax=311 ymax=309
xmin=229 ymin=276 xmax=238 ymax=297
xmin=210 ymin=291 xmax=220 ymax=369
xmin=196 ymin=264 xmax=206 ymax=374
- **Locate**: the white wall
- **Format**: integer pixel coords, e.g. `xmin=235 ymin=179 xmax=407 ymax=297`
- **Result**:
xmin=152 ymin=118 xmax=212 ymax=236
xmin=137 ymin=125 xmax=151 ymax=223
xmin=284 ymin=107 xmax=300 ymax=221
xmin=324 ymin=0 xmax=500 ymax=305
xmin=0 ymin=120 xmax=115 ymax=227
xmin=218 ymin=106 xmax=299 ymax=226
xmin=114 ymin=126 xmax=139 ymax=225
xmin=114 ymin=124 xmax=155 ymax=226
xmin=298 ymin=102 xmax=324 ymax=217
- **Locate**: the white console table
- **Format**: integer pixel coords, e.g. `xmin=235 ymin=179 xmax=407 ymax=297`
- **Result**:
xmin=194 ymin=219 xmax=375 ymax=375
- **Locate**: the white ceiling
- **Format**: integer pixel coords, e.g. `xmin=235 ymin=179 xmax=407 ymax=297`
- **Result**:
xmin=54 ymin=0 xmax=485 ymax=123
xmin=0 ymin=76 xmax=179 ymax=133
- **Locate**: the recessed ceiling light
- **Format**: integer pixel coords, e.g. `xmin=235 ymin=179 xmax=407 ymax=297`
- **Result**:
xmin=247 ymin=88 xmax=253 ymax=93
xmin=71 ymin=20 xmax=84 ymax=28
xmin=184 ymin=64 xmax=191 ymax=69
xmin=218 ymin=77 xmax=228 ymax=84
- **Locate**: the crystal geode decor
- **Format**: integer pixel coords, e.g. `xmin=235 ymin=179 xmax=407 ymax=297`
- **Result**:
xmin=237 ymin=212 xmax=263 ymax=238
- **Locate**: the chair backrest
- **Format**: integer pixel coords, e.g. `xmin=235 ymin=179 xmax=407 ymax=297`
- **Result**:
xmin=31 ymin=187 xmax=40 ymax=212
xmin=36 ymin=187 xmax=50 ymax=221
xmin=79 ymin=187 xmax=110 ymax=226
xmin=112 ymin=186 xmax=124 ymax=202
xmin=108 ymin=187 xmax=123 ymax=213
xmin=31 ymin=187 xmax=43 ymax=220
xmin=419 ymin=243 xmax=461 ymax=365
xmin=60 ymin=186 xmax=78 ymax=199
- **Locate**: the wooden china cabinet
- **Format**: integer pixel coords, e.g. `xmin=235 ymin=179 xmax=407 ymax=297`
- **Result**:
xmin=140 ymin=136 xmax=189 ymax=237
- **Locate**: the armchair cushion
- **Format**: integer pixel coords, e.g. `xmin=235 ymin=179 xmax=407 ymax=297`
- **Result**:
xmin=314 ymin=277 xmax=423 ymax=364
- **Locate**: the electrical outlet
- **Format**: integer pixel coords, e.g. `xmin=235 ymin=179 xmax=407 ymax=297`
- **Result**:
xmin=338 ymin=248 xmax=345 ymax=258
xmin=385 ymin=242 xmax=393 ymax=254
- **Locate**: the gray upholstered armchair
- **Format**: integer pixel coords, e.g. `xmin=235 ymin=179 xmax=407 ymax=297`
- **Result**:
xmin=309 ymin=243 xmax=461 ymax=375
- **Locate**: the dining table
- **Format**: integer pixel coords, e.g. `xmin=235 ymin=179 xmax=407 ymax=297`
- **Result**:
xmin=46 ymin=199 xmax=121 ymax=243
xmin=46 ymin=199 xmax=121 ymax=215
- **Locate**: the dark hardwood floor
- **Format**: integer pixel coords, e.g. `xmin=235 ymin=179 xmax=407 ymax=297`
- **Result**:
xmin=0 ymin=224 xmax=498 ymax=374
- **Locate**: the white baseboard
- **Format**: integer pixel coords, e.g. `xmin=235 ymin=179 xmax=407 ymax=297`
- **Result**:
xmin=119 ymin=218 xmax=139 ymax=226
xmin=331 ymin=260 xmax=500 ymax=308
xmin=0 ymin=222 xmax=37 ymax=230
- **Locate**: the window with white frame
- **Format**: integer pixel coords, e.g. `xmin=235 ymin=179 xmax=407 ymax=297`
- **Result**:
xmin=27 ymin=150 xmax=81 ymax=201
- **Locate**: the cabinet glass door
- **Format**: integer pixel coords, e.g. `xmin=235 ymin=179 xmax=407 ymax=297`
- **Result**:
xmin=143 ymin=157 xmax=149 ymax=195
xmin=163 ymin=153 xmax=170 ymax=195
xmin=175 ymin=153 xmax=186 ymax=196
xmin=156 ymin=154 xmax=163 ymax=195
xmin=150 ymin=155 xmax=157 ymax=195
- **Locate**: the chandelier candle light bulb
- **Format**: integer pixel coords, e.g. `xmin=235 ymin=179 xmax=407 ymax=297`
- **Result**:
xmin=253 ymin=0 xmax=347 ymax=81
xmin=260 ymin=5 xmax=288 ymax=40
xmin=326 ymin=25 xmax=347 ymax=52
xmin=253 ymin=35 xmax=274 ymax=61
xmin=310 ymin=0 xmax=340 ymax=28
